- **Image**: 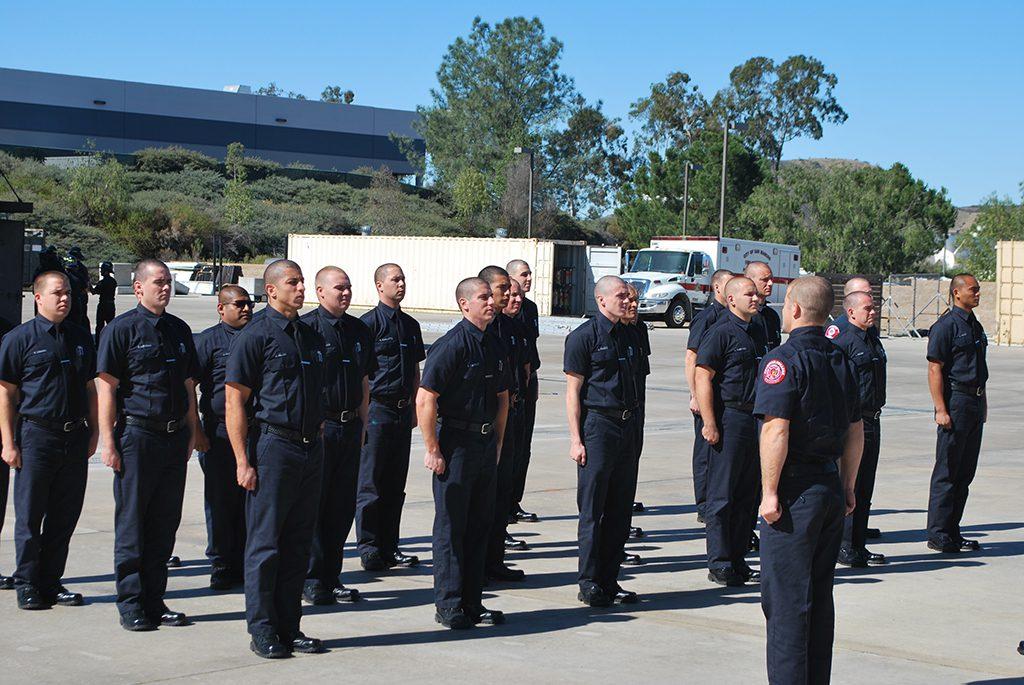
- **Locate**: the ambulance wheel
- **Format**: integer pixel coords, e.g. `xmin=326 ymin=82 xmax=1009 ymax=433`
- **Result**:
xmin=664 ymin=296 xmax=691 ymax=328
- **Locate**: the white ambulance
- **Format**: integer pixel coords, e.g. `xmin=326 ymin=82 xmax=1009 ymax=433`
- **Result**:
xmin=622 ymin=235 xmax=802 ymax=327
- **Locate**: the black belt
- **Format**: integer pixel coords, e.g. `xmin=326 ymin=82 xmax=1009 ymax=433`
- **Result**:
xmin=863 ymin=409 xmax=882 ymax=420
xmin=438 ymin=416 xmax=494 ymax=435
xmin=325 ymin=409 xmax=360 ymax=424
xmin=724 ymin=401 xmax=755 ymax=413
xmin=123 ymin=415 xmax=186 ymax=433
xmin=262 ymin=423 xmax=317 ymax=445
xmin=587 ymin=406 xmax=638 ymax=421
xmin=950 ymin=382 xmax=985 ymax=397
xmin=782 ymin=460 xmax=839 ymax=478
xmin=371 ymin=395 xmax=411 ymax=409
xmin=23 ymin=416 xmax=87 ymax=433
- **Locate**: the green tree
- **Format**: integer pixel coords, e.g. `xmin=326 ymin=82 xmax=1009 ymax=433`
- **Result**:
xmin=714 ymin=55 xmax=848 ymax=176
xmin=256 ymin=82 xmax=307 ymax=100
xmin=629 ymin=71 xmax=711 ymax=150
xmin=223 ymin=142 xmax=255 ymax=228
xmin=452 ymin=167 xmax=491 ymax=229
xmin=958 ymin=183 xmax=1024 ymax=280
xmin=320 ymin=85 xmax=355 ymax=104
xmin=67 ymin=154 xmax=131 ymax=227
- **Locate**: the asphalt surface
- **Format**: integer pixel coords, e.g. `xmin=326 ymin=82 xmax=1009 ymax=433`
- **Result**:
xmin=0 ymin=294 xmax=1022 ymax=684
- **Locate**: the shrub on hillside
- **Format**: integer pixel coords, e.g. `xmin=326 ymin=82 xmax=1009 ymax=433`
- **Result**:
xmin=128 ymin=169 xmax=226 ymax=201
xmin=133 ymin=146 xmax=219 ymax=173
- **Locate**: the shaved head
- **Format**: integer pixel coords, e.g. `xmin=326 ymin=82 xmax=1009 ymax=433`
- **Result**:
xmin=506 ymin=259 xmax=529 ymax=274
xmin=950 ymin=272 xmax=977 ymax=298
xmin=134 ymin=258 xmax=169 ymax=283
xmin=456 ymin=276 xmax=487 ymax=304
xmin=844 ymin=276 xmax=871 ymax=296
xmin=316 ymin=265 xmax=349 ymax=287
xmin=726 ymin=275 xmax=754 ymax=298
xmin=788 ymin=276 xmax=834 ymax=323
xmin=478 ymin=265 xmax=509 ymax=285
xmin=374 ymin=263 xmax=401 ymax=285
xmin=743 ymin=261 xmax=771 ymax=279
xmin=711 ymin=269 xmax=734 ymax=290
xmin=218 ymin=284 xmax=249 ymax=303
xmin=595 ymin=275 xmax=626 ymax=298
xmin=33 ymin=270 xmax=69 ymax=294
xmin=264 ymin=259 xmax=302 ymax=285
xmin=843 ymin=290 xmax=872 ymax=311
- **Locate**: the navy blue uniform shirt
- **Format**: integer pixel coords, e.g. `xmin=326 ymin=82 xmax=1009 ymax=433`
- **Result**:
xmin=687 ymin=300 xmax=727 ymax=352
xmin=421 ymin=318 xmax=509 ymax=424
xmin=825 ymin=312 xmax=849 ymax=340
xmin=301 ymin=306 xmax=378 ymax=413
xmin=753 ymin=326 xmax=861 ymax=465
xmin=489 ymin=313 xmax=528 ymax=398
xmin=96 ymin=304 xmax=200 ymax=420
xmin=361 ymin=303 xmax=426 ymax=399
xmin=752 ymin=304 xmax=783 ymax=351
xmin=515 ymin=296 xmax=541 ymax=371
xmin=195 ymin=321 xmax=245 ymax=419
xmin=563 ymin=313 xmax=642 ymax=411
xmin=632 ymin=321 xmax=652 ymax=406
xmin=926 ymin=306 xmax=988 ymax=387
xmin=832 ymin=324 xmax=887 ymax=414
xmin=695 ymin=310 xmax=768 ymax=409
xmin=225 ymin=306 xmax=326 ymax=436
xmin=92 ymin=275 xmax=117 ymax=304
xmin=0 ymin=315 xmax=96 ymax=420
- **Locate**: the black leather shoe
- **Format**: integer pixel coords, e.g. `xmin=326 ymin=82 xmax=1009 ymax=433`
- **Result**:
xmin=629 ymin=526 xmax=644 ymax=539
xmin=361 ymin=551 xmax=389 ymax=571
xmin=633 ymin=501 xmax=645 ymax=513
xmin=120 ymin=611 xmax=157 ymax=632
xmin=210 ymin=575 xmax=237 ymax=591
xmin=466 ymin=605 xmax=505 ymax=625
xmin=863 ymin=549 xmax=887 ymax=566
xmin=391 ymin=550 xmax=420 ymax=567
xmin=486 ymin=564 xmax=525 ymax=582
xmin=749 ymin=533 xmax=760 ymax=552
xmin=250 ymin=635 xmax=289 ymax=659
xmin=333 ymin=585 xmax=360 ymax=602
xmin=17 ymin=586 xmax=53 ymax=610
xmin=507 ymin=513 xmax=518 ymax=525
xmin=958 ymin=538 xmax=981 ymax=551
xmin=166 ymin=555 xmax=181 ymax=568
xmin=1018 ymin=640 xmax=1024 ymax=656
xmin=578 ymin=587 xmax=612 ymax=607
xmin=610 ymin=586 xmax=638 ymax=604
xmin=290 ymin=633 xmax=324 ymax=654
xmin=0 ymin=574 xmax=14 ymax=590
xmin=708 ymin=568 xmax=745 ymax=587
xmin=52 ymin=585 xmax=84 ymax=606
xmin=622 ymin=552 xmax=643 ymax=566
xmin=739 ymin=568 xmax=760 ymax=583
xmin=927 ymin=539 xmax=960 ymax=554
xmin=513 ymin=505 xmax=538 ymax=523
xmin=504 ymin=534 xmax=528 ymax=550
xmin=697 ymin=512 xmax=705 ymax=524
xmin=435 ymin=607 xmax=473 ymax=629
xmin=837 ymin=548 xmax=868 ymax=568
xmin=866 ymin=527 xmax=881 ymax=539
xmin=303 ymin=584 xmax=335 ymax=606
xmin=157 ymin=608 xmax=189 ymax=626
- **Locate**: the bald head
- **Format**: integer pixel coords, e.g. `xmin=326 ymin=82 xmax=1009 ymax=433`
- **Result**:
xmin=949 ymin=272 xmax=981 ymax=310
xmin=374 ymin=263 xmax=401 ymax=285
xmin=456 ymin=277 xmax=487 ymax=304
xmin=725 ymin=275 xmax=754 ymax=298
xmin=843 ymin=290 xmax=872 ymax=311
xmin=595 ymin=275 xmax=626 ymax=298
xmin=743 ymin=261 xmax=771 ymax=279
xmin=264 ymin=259 xmax=302 ymax=285
xmin=316 ymin=265 xmax=349 ymax=287
xmin=506 ymin=259 xmax=529 ymax=275
xmin=843 ymin=276 xmax=871 ymax=296
xmin=711 ymin=269 xmax=734 ymax=304
xmin=218 ymin=284 xmax=249 ymax=303
xmin=787 ymin=276 xmax=834 ymax=324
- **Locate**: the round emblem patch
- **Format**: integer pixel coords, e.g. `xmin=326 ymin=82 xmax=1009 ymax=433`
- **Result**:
xmin=762 ymin=359 xmax=787 ymax=385
xmin=825 ymin=324 xmax=840 ymax=339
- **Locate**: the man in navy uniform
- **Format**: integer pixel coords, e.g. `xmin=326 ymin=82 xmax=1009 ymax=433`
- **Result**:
xmin=925 ymin=273 xmax=988 ymax=554
xmin=0 ymin=271 xmax=97 ymax=610
xmin=565 ymin=275 xmax=642 ymax=608
xmin=92 ymin=261 xmax=118 ymax=344
xmin=755 ymin=276 xmax=863 ymax=685
xmin=225 ymin=259 xmax=326 ymax=658
xmin=195 ymin=285 xmax=253 ymax=590
xmin=825 ymin=276 xmax=871 ymax=341
xmin=745 ymin=261 xmax=782 ymax=352
xmin=417 ymin=277 xmax=509 ymax=629
xmin=357 ymin=263 xmax=426 ymax=572
xmin=832 ymin=290 xmax=887 ymax=567
xmin=621 ymin=284 xmax=650 ymax=562
xmin=686 ymin=269 xmax=734 ymax=524
xmin=302 ymin=266 xmax=375 ymax=605
xmin=97 ymin=259 xmax=205 ymax=631
xmin=694 ymin=276 xmax=767 ymax=586
xmin=506 ymin=259 xmax=540 ymax=523
xmin=480 ymin=266 xmax=528 ymax=582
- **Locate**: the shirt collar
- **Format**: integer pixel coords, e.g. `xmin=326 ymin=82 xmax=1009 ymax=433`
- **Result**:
xmin=725 ymin=310 xmax=750 ymax=330
xmin=219 ymin=320 xmax=243 ymax=335
xmin=135 ymin=302 xmax=164 ymax=327
xmin=264 ymin=305 xmax=297 ymax=330
xmin=317 ymin=305 xmax=343 ymax=326
xmin=952 ymin=305 xmax=974 ymax=322
xmin=849 ymin=323 xmax=871 ymax=340
xmin=460 ymin=317 xmax=486 ymax=341
xmin=789 ymin=325 xmax=824 ymax=339
xmin=33 ymin=313 xmax=60 ymax=335
xmin=596 ymin=311 xmax=618 ymax=336
xmin=378 ymin=301 xmax=399 ymax=319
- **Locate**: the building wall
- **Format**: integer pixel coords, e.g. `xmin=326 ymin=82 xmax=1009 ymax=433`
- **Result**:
xmin=0 ymin=68 xmax=424 ymax=173
xmin=995 ymin=241 xmax=1024 ymax=345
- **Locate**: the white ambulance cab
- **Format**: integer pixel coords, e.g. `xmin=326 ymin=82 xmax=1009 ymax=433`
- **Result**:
xmin=622 ymin=236 xmax=802 ymax=327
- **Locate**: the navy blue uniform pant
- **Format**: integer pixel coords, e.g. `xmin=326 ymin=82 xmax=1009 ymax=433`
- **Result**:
xmin=244 ymin=429 xmax=322 ymax=641
xmin=198 ymin=421 xmax=246 ymax=578
xmin=842 ymin=415 xmax=880 ymax=551
xmin=577 ymin=411 xmax=639 ymax=593
xmin=486 ymin=406 xmax=520 ymax=570
xmin=704 ymin=408 xmax=759 ymax=574
xmin=307 ymin=417 xmax=363 ymax=591
xmin=692 ymin=413 xmax=709 ymax=518
xmin=511 ymin=374 xmax=538 ymax=509
xmin=432 ymin=425 xmax=496 ymax=610
xmin=113 ymin=424 xmax=190 ymax=618
xmin=13 ymin=422 xmax=89 ymax=592
xmin=356 ymin=401 xmax=412 ymax=558
xmin=1 ymin=460 xmax=9 ymax=572
xmin=927 ymin=392 xmax=984 ymax=546
xmin=760 ymin=469 xmax=844 ymax=685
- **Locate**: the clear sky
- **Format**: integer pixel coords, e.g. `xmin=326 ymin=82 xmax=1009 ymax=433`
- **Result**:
xmin=4 ymin=0 xmax=1021 ymax=206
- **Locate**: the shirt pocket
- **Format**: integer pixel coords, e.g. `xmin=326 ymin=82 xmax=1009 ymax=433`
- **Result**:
xmin=592 ymin=347 xmax=617 ymax=369
xmin=128 ymin=345 xmax=164 ymax=374
xmin=24 ymin=349 xmax=57 ymax=380
xmin=266 ymin=354 xmax=298 ymax=380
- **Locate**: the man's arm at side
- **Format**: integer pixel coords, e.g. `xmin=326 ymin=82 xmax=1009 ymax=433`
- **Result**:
xmin=225 ymin=383 xmax=256 ymax=490
xmin=685 ymin=349 xmax=699 ymax=414
xmin=96 ymin=373 xmax=121 ymax=472
xmin=694 ymin=365 xmax=718 ymax=444
xmin=927 ymin=361 xmax=951 ymax=429
xmin=839 ymin=419 xmax=864 ymax=515
xmin=0 ymin=381 xmax=21 ymax=468
xmin=565 ymin=372 xmax=585 ymax=466
xmin=415 ymin=387 xmax=443 ymax=474
xmin=758 ymin=416 xmax=790 ymax=524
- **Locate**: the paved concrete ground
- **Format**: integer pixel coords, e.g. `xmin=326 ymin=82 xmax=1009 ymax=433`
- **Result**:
xmin=1 ymin=294 xmax=1022 ymax=684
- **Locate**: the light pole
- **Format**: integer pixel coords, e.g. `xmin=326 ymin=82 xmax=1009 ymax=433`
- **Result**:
xmin=682 ymin=161 xmax=701 ymax=237
xmin=514 ymin=146 xmax=534 ymax=238
xmin=718 ymin=120 xmax=746 ymax=239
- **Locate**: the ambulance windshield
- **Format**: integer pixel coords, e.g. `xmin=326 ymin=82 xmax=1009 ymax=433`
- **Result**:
xmin=629 ymin=250 xmax=689 ymax=274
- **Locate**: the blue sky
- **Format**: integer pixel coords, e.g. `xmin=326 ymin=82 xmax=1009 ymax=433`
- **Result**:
xmin=4 ymin=1 xmax=1021 ymax=206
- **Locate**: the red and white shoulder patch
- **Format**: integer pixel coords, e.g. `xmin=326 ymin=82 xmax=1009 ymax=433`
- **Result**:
xmin=762 ymin=359 xmax=787 ymax=385
xmin=825 ymin=324 xmax=840 ymax=340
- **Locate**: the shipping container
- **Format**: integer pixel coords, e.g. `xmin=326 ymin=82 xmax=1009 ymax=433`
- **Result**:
xmin=286 ymin=234 xmax=622 ymax=317
xmin=995 ymin=240 xmax=1024 ymax=345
